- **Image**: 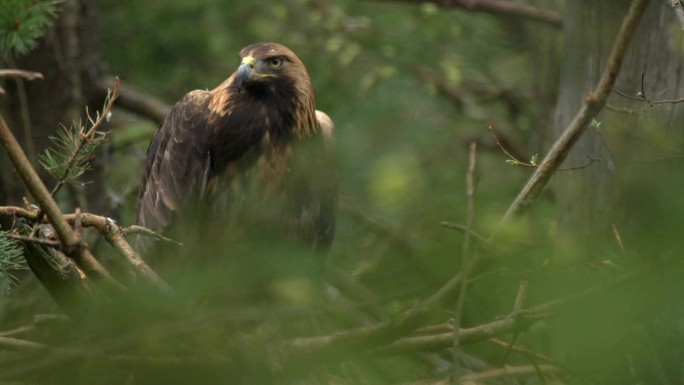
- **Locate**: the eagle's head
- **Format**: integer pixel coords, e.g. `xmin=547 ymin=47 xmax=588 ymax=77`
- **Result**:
xmin=211 ymin=42 xmax=317 ymax=138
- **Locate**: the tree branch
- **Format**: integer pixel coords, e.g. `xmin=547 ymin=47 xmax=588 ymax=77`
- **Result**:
xmin=0 ymin=206 xmax=171 ymax=293
xmin=460 ymin=364 xmax=565 ymax=382
xmin=498 ymin=0 xmax=651 ymax=227
xmin=0 ymin=69 xmax=44 ymax=81
xmin=0 ymin=118 xmax=123 ymax=292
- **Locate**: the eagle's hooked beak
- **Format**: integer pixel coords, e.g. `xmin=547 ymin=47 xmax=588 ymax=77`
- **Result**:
xmin=236 ymin=56 xmax=256 ymax=93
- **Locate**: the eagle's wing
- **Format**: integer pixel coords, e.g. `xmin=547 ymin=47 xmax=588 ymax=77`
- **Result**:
xmin=290 ymin=110 xmax=337 ymax=250
xmin=137 ymin=90 xmax=212 ymax=234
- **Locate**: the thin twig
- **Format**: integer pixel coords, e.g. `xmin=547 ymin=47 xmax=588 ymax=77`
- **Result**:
xmin=451 ymin=142 xmax=478 ymax=376
xmin=0 ymin=206 xmax=172 ymax=293
xmin=121 ymin=225 xmax=183 ymax=246
xmin=500 ymin=280 xmax=529 ymax=364
xmin=0 ymin=69 xmax=44 ymax=81
xmin=487 ymin=338 xmax=560 ymax=366
xmin=0 ymin=325 xmax=35 ymax=338
xmin=0 ymin=336 xmax=49 ymax=351
xmin=63 ymin=213 xmax=171 ymax=293
xmin=440 ymin=222 xmax=486 ymax=244
xmin=611 ymin=224 xmax=625 ymax=254
xmin=460 ymin=364 xmax=565 ymax=383
xmin=513 ymin=280 xmax=528 ymax=312
xmin=5 ymin=233 xmax=61 ymax=247
xmin=497 ymin=0 xmax=652 ymax=229
xmin=489 ymin=126 xmax=603 ymax=170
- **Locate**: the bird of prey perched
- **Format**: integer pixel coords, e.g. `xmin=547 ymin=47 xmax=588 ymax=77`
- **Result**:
xmin=137 ymin=42 xmax=337 ymax=254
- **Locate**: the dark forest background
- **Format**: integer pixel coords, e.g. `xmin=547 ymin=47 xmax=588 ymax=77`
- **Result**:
xmin=1 ymin=0 xmax=684 ymax=384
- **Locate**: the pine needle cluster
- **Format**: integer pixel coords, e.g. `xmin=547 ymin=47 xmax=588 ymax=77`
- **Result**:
xmin=0 ymin=230 xmax=26 ymax=293
xmin=40 ymin=90 xmax=115 ymax=194
xmin=39 ymin=121 xmax=107 ymax=185
xmin=0 ymin=0 xmax=61 ymax=57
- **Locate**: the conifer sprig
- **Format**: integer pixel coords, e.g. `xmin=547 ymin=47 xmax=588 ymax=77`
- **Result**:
xmin=40 ymin=78 xmax=119 ymax=196
xmin=0 ymin=230 xmax=27 ymax=293
xmin=0 ymin=0 xmax=61 ymax=57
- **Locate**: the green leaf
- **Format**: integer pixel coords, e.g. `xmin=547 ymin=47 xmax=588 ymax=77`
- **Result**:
xmin=530 ymin=153 xmax=539 ymax=166
xmin=505 ymin=159 xmax=519 ymax=165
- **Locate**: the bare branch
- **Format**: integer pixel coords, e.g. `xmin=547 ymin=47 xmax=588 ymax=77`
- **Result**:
xmin=490 ymin=126 xmax=603 ymax=170
xmin=0 ymin=205 xmax=171 ymax=293
xmin=498 ymin=0 xmax=652 ymax=228
xmin=440 ymin=222 xmax=486 ymax=244
xmin=5 ymin=233 xmax=61 ymax=247
xmin=611 ymin=224 xmax=626 ymax=254
xmin=121 ymin=225 xmax=182 ymax=246
xmin=0 ymin=69 xmax=44 ymax=81
xmin=487 ymin=338 xmax=560 ymax=366
xmin=451 ymin=142 xmax=478 ymax=373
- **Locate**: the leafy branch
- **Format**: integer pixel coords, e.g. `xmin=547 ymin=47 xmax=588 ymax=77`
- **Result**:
xmin=489 ymin=126 xmax=602 ymax=171
xmin=41 ymin=77 xmax=119 ymax=197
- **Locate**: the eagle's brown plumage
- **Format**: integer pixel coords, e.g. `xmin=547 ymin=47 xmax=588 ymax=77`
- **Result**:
xmin=137 ymin=43 xmax=336 ymax=252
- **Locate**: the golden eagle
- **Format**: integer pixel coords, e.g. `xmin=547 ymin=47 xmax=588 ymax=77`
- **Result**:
xmin=137 ymin=43 xmax=336 ymax=253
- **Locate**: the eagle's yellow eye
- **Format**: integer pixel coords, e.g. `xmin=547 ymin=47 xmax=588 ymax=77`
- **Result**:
xmin=268 ymin=57 xmax=283 ymax=68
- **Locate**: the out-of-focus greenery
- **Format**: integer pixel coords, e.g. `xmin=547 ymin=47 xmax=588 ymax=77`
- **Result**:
xmin=2 ymin=0 xmax=684 ymax=384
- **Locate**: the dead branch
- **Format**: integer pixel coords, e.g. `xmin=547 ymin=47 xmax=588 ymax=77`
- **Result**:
xmin=487 ymin=338 xmax=560 ymax=366
xmin=5 ymin=233 xmax=61 ymax=247
xmin=489 ymin=126 xmax=603 ymax=170
xmin=440 ymin=222 xmax=486 ymax=244
xmin=75 ymin=214 xmax=172 ymax=293
xmin=498 ymin=0 xmax=652 ymax=228
xmin=0 ymin=205 xmax=171 ymax=293
xmin=0 ymin=69 xmax=44 ymax=81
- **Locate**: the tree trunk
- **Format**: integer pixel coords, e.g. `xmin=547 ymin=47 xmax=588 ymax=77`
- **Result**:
xmin=1 ymin=0 xmax=108 ymax=217
xmin=550 ymin=2 xmax=684 ymax=383
xmin=553 ymin=0 xmax=684 ymax=242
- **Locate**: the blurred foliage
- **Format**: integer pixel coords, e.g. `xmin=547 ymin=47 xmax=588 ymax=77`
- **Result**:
xmin=2 ymin=0 xmax=684 ymax=384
